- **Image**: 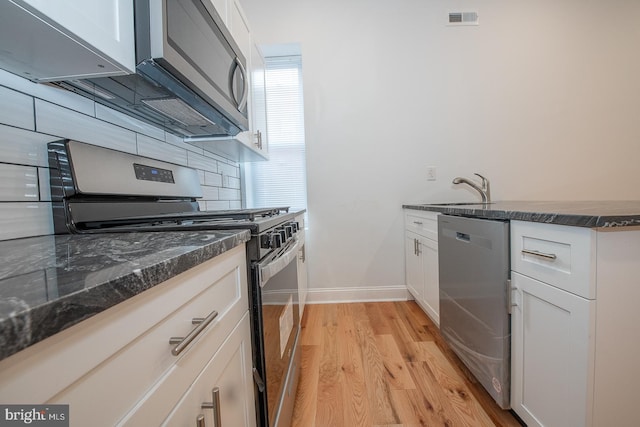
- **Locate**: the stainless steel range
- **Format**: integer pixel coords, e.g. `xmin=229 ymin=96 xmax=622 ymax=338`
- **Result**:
xmin=48 ymin=140 xmax=303 ymax=427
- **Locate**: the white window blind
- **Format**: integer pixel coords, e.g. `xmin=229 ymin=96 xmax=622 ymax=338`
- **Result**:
xmin=244 ymin=55 xmax=307 ymax=212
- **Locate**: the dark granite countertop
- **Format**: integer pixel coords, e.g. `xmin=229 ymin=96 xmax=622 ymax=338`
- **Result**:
xmin=402 ymin=201 xmax=640 ymax=228
xmin=0 ymin=230 xmax=250 ymax=361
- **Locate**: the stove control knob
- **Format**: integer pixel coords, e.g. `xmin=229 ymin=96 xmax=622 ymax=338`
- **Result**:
xmin=260 ymin=234 xmax=272 ymax=249
xmin=291 ymin=222 xmax=299 ymax=233
xmin=272 ymin=233 xmax=282 ymax=248
xmin=284 ymin=225 xmax=293 ymax=238
xmin=278 ymin=228 xmax=289 ymax=244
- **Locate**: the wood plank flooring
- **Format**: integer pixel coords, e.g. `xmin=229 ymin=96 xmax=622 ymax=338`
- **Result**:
xmin=291 ymin=301 xmax=523 ymax=427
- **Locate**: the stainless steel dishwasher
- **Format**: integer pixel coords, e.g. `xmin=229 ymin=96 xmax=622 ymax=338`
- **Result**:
xmin=438 ymin=214 xmax=511 ymax=409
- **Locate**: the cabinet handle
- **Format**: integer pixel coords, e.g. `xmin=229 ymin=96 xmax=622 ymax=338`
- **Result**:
xmin=169 ymin=310 xmax=219 ymax=356
xmin=413 ymin=221 xmax=423 ymax=225
xmin=196 ymin=414 xmax=206 ymax=427
xmin=202 ymin=387 xmax=222 ymax=427
xmin=416 ymin=239 xmax=421 ymax=256
xmin=521 ymin=249 xmax=557 ymax=260
xmin=413 ymin=238 xmax=417 ymax=256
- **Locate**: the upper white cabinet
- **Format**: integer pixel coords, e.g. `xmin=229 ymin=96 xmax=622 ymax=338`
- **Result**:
xmin=249 ymin=42 xmax=269 ymax=152
xmin=403 ymin=209 xmax=440 ymax=326
xmin=229 ymin=0 xmax=251 ymax=61
xmin=0 ymin=0 xmax=135 ymax=81
xmin=510 ymin=221 xmax=640 ymax=427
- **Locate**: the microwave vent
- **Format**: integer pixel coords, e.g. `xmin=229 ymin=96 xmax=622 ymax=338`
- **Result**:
xmin=448 ymin=11 xmax=479 ymax=26
xmin=141 ymin=97 xmax=216 ymax=127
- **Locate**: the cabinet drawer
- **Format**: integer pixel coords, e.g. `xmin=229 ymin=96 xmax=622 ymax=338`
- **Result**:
xmin=0 ymin=244 xmax=247 ymax=427
xmin=405 ymin=210 xmax=439 ymax=241
xmin=511 ymin=221 xmax=595 ymax=299
xmin=123 ymin=313 xmax=255 ymax=427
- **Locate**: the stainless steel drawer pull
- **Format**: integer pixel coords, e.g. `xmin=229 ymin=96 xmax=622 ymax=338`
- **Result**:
xmin=413 ymin=221 xmax=423 ymax=225
xmin=196 ymin=414 xmax=206 ymax=427
xmin=522 ymin=249 xmax=557 ymax=260
xmin=169 ymin=310 xmax=219 ymax=356
xmin=202 ymin=387 xmax=222 ymax=427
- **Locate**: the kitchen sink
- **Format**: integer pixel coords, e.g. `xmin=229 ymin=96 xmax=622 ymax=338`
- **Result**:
xmin=422 ymin=202 xmax=494 ymax=206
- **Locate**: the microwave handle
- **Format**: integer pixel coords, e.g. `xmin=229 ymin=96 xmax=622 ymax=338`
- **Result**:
xmin=232 ymin=57 xmax=249 ymax=112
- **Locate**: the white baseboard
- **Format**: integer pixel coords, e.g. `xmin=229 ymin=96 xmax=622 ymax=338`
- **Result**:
xmin=304 ymin=285 xmax=411 ymax=304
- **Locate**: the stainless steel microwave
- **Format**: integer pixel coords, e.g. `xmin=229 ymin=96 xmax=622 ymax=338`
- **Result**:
xmin=55 ymin=0 xmax=249 ymax=138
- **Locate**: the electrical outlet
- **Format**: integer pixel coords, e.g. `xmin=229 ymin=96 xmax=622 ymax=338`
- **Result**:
xmin=426 ymin=167 xmax=437 ymax=181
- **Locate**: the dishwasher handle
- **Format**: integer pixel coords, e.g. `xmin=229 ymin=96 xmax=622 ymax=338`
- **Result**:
xmin=456 ymin=232 xmax=471 ymax=242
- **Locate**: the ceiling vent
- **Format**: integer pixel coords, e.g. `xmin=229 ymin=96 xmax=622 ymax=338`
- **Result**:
xmin=448 ymin=11 xmax=479 ymax=26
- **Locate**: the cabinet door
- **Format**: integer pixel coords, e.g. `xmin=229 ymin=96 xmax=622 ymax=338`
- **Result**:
xmin=405 ymin=231 xmax=423 ymax=301
xmin=13 ymin=0 xmax=135 ymax=77
xmin=162 ymin=313 xmax=256 ymax=427
xmin=210 ymin=0 xmax=227 ymax=25
xmin=250 ymin=42 xmax=268 ymax=151
xmin=420 ymin=237 xmax=439 ymax=326
xmin=511 ymin=272 xmax=594 ymax=427
xmin=229 ymin=0 xmax=251 ymax=60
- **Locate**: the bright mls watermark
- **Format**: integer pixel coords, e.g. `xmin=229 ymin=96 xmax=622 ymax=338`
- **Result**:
xmin=0 ymin=405 xmax=68 ymax=426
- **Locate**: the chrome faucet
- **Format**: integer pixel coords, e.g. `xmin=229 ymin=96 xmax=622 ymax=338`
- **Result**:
xmin=452 ymin=173 xmax=491 ymax=203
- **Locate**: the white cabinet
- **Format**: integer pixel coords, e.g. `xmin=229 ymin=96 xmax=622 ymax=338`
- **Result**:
xmin=0 ymin=244 xmax=255 ymax=427
xmin=130 ymin=314 xmax=255 ymax=427
xmin=249 ymin=42 xmax=269 ymax=151
xmin=296 ymin=214 xmax=308 ymax=318
xmin=511 ymin=272 xmax=594 ymax=427
xmin=510 ymin=221 xmax=640 ymax=427
xmin=403 ymin=210 xmax=439 ymax=325
xmin=0 ymin=0 xmax=135 ymax=81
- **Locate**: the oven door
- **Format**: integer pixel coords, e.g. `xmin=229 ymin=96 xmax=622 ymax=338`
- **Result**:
xmin=253 ymin=237 xmax=301 ymax=427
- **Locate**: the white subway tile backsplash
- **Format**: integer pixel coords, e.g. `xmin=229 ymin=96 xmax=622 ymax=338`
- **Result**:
xmin=0 ymin=203 xmax=53 ymax=240
xmin=38 ymin=168 xmax=51 ymax=201
xmin=206 ymin=200 xmax=230 ymax=210
xmin=166 ymin=133 xmax=204 ymax=154
xmin=0 ymin=124 xmax=58 ymax=167
xmin=0 ymin=86 xmax=34 ymax=130
xmin=218 ymin=162 xmax=239 ymax=178
xmin=200 ymin=186 xmax=219 ymax=201
xmin=36 ymin=100 xmax=137 ymax=154
xmin=0 ymin=71 xmax=245 ymax=240
xmin=224 ymin=175 xmax=241 ymax=189
xmin=187 ymin=151 xmax=218 ymax=172
xmin=137 ymin=134 xmax=188 ymax=166
xmin=205 ymin=171 xmax=223 ymax=187
xmin=0 ymin=69 xmax=95 ymax=116
xmin=219 ymin=188 xmax=241 ymax=200
xmin=96 ymin=104 xmax=165 ymax=140
xmin=0 ymin=164 xmax=39 ymax=201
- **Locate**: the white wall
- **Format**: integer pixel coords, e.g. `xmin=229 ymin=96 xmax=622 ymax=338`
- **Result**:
xmin=0 ymin=70 xmax=242 ymax=241
xmin=240 ymin=0 xmax=640 ymax=300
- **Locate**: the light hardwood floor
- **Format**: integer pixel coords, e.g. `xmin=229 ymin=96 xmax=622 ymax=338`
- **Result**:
xmin=291 ymin=301 xmax=523 ymax=427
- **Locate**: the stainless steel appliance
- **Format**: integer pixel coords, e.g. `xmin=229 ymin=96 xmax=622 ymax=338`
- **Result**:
xmin=438 ymin=214 xmax=511 ymax=409
xmin=55 ymin=0 xmax=249 ymax=138
xmin=48 ymin=139 xmax=302 ymax=427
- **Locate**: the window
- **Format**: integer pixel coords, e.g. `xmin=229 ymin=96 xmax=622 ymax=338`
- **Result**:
xmin=243 ymin=55 xmax=307 ymax=213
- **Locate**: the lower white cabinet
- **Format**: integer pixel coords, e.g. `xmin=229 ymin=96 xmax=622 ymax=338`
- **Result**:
xmin=147 ymin=314 xmax=255 ymax=427
xmin=510 ymin=220 xmax=640 ymax=427
xmin=0 ymin=244 xmax=255 ymax=427
xmin=511 ymin=272 xmax=594 ymax=427
xmin=403 ymin=209 xmax=439 ymax=325
xmin=296 ymin=213 xmax=308 ymax=318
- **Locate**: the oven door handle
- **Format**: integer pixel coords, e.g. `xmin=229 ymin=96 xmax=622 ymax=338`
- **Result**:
xmin=259 ymin=237 xmax=302 ymax=287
